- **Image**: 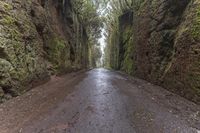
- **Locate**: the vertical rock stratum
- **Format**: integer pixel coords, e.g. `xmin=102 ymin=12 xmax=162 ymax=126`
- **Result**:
xmin=106 ymin=0 xmax=200 ymax=104
xmin=0 ymin=0 xmax=89 ymax=102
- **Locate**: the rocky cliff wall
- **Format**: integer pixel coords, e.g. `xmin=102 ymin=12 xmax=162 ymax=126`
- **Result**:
xmin=134 ymin=0 xmax=200 ymax=103
xmin=0 ymin=0 xmax=89 ymax=102
xmin=119 ymin=12 xmax=135 ymax=75
xmin=109 ymin=0 xmax=200 ymax=103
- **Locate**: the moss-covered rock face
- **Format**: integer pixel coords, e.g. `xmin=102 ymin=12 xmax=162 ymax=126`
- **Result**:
xmin=168 ymin=0 xmax=200 ymax=102
xmin=40 ymin=0 xmax=89 ymax=73
xmin=118 ymin=12 xmax=135 ymax=75
xmin=0 ymin=0 xmax=49 ymax=100
xmin=192 ymin=3 xmax=200 ymax=40
xmin=108 ymin=0 xmax=200 ymax=103
xmin=0 ymin=0 xmax=89 ymax=102
xmin=45 ymin=35 xmax=71 ymax=74
xmin=134 ymin=0 xmax=200 ymax=103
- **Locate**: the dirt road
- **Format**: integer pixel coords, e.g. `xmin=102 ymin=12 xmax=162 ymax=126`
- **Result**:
xmin=0 ymin=68 xmax=200 ymax=133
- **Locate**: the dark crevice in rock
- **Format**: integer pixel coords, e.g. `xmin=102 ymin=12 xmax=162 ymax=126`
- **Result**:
xmin=1 ymin=86 xmax=18 ymax=97
xmin=40 ymin=0 xmax=45 ymax=8
xmin=30 ymin=9 xmax=35 ymax=17
xmin=0 ymin=47 xmax=8 ymax=59
xmin=70 ymin=45 xmax=75 ymax=62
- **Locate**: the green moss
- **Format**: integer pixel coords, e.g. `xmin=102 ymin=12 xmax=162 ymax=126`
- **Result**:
xmin=192 ymin=7 xmax=200 ymax=39
xmin=47 ymin=36 xmax=66 ymax=70
xmin=10 ymin=68 xmax=27 ymax=82
xmin=0 ymin=15 xmax=22 ymax=40
xmin=0 ymin=1 xmax=13 ymax=11
xmin=122 ymin=25 xmax=135 ymax=75
xmin=10 ymin=29 xmax=21 ymax=40
xmin=1 ymin=15 xmax=15 ymax=25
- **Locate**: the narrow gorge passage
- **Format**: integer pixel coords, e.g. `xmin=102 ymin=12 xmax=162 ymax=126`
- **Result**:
xmin=1 ymin=0 xmax=200 ymax=133
xmin=0 ymin=69 xmax=200 ymax=133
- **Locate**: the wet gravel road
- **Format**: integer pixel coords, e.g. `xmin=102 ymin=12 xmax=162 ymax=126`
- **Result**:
xmin=0 ymin=68 xmax=200 ymax=133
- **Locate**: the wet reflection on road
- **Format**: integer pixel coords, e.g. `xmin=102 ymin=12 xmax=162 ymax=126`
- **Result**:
xmin=66 ymin=68 xmax=135 ymax=133
xmin=6 ymin=68 xmax=200 ymax=133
